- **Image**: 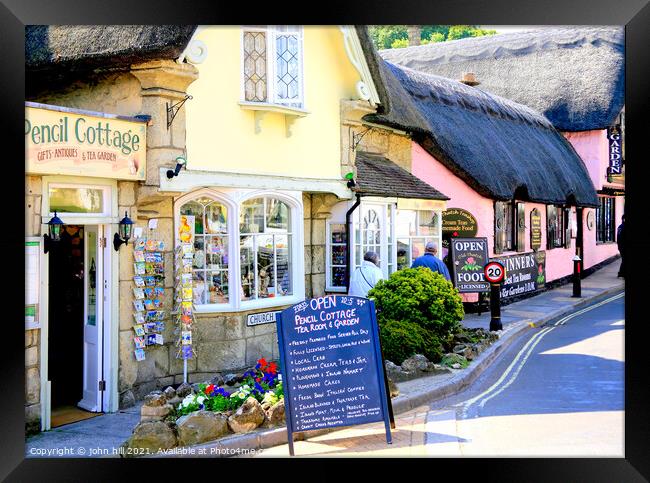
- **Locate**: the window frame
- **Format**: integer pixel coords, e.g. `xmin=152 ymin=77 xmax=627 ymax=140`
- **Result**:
xmin=596 ymin=195 xmax=616 ymax=244
xmin=395 ymin=208 xmax=443 ymax=271
xmin=175 ymin=188 xmax=304 ymax=313
xmin=494 ymin=200 xmax=516 ymax=254
xmin=325 ymin=221 xmax=348 ymax=292
xmin=241 ymin=26 xmax=305 ymax=110
xmin=546 ymin=204 xmax=568 ymax=249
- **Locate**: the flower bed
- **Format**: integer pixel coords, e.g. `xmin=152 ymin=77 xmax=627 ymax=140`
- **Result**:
xmin=176 ymin=358 xmax=283 ymax=417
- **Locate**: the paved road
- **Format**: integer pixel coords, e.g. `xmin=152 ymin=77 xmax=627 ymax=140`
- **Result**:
xmin=256 ymin=292 xmax=624 ymax=457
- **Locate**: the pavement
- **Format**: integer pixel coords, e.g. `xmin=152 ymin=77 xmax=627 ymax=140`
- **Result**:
xmin=25 ymin=259 xmax=624 ymax=458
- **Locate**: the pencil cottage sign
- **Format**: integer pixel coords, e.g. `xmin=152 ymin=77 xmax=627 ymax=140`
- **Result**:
xmin=25 ymin=102 xmax=147 ymax=181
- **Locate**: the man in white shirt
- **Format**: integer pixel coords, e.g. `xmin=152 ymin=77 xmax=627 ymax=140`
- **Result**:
xmin=348 ymin=251 xmax=384 ymax=298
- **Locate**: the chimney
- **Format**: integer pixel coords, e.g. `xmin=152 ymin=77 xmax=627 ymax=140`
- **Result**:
xmin=460 ymin=72 xmax=480 ymax=86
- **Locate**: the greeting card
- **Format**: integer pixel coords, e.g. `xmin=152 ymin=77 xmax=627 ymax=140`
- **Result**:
xmin=134 ymin=349 xmax=146 ymax=361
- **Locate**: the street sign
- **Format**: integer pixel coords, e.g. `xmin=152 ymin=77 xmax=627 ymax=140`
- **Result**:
xmin=276 ymin=295 xmax=393 ymax=456
xmin=484 ymin=261 xmax=506 ymax=284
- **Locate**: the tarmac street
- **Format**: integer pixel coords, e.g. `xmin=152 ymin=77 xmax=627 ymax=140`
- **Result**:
xmin=255 ymin=293 xmax=624 ymax=457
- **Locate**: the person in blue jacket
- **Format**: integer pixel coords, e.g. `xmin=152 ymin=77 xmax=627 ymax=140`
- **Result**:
xmin=411 ymin=241 xmax=451 ymax=281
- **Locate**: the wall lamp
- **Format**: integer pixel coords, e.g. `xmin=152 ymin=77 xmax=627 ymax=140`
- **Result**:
xmin=166 ymin=155 xmax=187 ymax=179
xmin=113 ymin=211 xmax=134 ymax=251
xmin=345 ymin=172 xmax=356 ymax=189
xmin=43 ymin=211 xmax=64 ymax=254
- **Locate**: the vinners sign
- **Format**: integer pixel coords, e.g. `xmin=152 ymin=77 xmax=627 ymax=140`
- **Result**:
xmin=493 ymin=251 xmax=546 ymax=298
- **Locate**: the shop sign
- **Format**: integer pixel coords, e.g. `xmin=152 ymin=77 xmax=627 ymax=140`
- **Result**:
xmin=530 ymin=208 xmax=542 ymax=250
xmin=25 ymin=103 xmax=147 ymax=180
xmin=276 ymin=295 xmax=392 ymax=441
xmin=247 ymin=311 xmax=280 ymax=327
xmin=607 ymin=125 xmax=623 ymax=176
xmin=442 ymin=208 xmax=478 ymax=238
xmin=493 ymin=251 xmax=546 ymax=299
xmin=449 ymin=237 xmax=490 ymax=293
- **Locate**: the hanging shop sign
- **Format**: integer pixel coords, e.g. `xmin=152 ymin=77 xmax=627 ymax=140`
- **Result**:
xmin=607 ymin=125 xmax=623 ymax=176
xmin=25 ymin=102 xmax=147 ymax=181
xmin=493 ymin=251 xmax=546 ymax=299
xmin=442 ymin=208 xmax=478 ymax=239
xmin=530 ymin=208 xmax=542 ymax=251
xmin=277 ymin=295 xmax=392 ymax=455
xmin=449 ymin=237 xmax=490 ymax=293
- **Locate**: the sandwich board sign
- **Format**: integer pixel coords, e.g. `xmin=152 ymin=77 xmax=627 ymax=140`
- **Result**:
xmin=276 ymin=295 xmax=393 ymax=456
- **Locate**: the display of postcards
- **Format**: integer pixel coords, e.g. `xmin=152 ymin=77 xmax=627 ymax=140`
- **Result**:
xmin=152 ymin=298 xmax=163 ymax=309
xmin=132 ymin=287 xmax=145 ymax=300
xmin=134 ymin=336 xmax=146 ymax=349
xmin=181 ymin=273 xmax=193 ymax=287
xmin=134 ymin=349 xmax=146 ymax=362
xmin=155 ymin=310 xmax=165 ymax=321
xmin=146 ymin=334 xmax=157 ymax=346
xmin=181 ymin=331 xmax=192 ymax=345
xmin=133 ymin=276 xmax=145 ymax=287
xmin=134 ymin=262 xmax=146 ymax=275
xmin=133 ymin=300 xmax=145 ymax=312
xmin=143 ymin=287 xmax=154 ymax=298
xmin=181 ymin=345 xmax=193 ymax=360
xmin=182 ymin=287 xmax=193 ymax=301
xmin=133 ymin=313 xmax=145 ymax=325
xmin=145 ymin=239 xmax=157 ymax=251
xmin=145 ymin=310 xmax=158 ymax=321
xmin=182 ymin=243 xmax=194 ymax=258
xmin=181 ymin=258 xmax=193 ymax=273
xmin=155 ymin=321 xmax=165 ymax=332
xmin=154 ymin=263 xmax=165 ymax=275
xmin=155 ymin=333 xmax=164 ymax=345
xmin=154 ymin=287 xmax=164 ymax=297
xmin=180 ymin=314 xmax=192 ymax=325
xmin=157 ymin=240 xmax=165 ymax=251
xmin=181 ymin=301 xmax=193 ymax=316
xmin=133 ymin=324 xmax=145 ymax=336
xmin=134 ymin=251 xmax=145 ymax=262
xmin=144 ymin=322 xmax=157 ymax=333
xmin=144 ymin=276 xmax=162 ymax=287
xmin=134 ymin=239 xmax=146 ymax=251
xmin=144 ymin=299 xmax=155 ymax=310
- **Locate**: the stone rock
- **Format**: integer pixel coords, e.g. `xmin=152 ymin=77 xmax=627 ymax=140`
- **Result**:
xmin=423 ymin=363 xmax=453 ymax=375
xmin=224 ymin=373 xmax=240 ymax=386
xmin=176 ymin=382 xmax=193 ymax=398
xmin=401 ymin=354 xmax=430 ymax=373
xmin=163 ymin=386 xmax=176 ymax=400
xmin=384 ymin=360 xmax=415 ymax=382
xmin=387 ymin=378 xmax=400 ymax=398
xmin=119 ymin=390 xmax=136 ymax=409
xmin=210 ymin=373 xmax=225 ymax=387
xmin=141 ymin=403 xmax=173 ymax=422
xmin=176 ymin=410 xmax=230 ymax=446
xmin=265 ymin=399 xmax=285 ymax=427
xmin=227 ymin=397 xmax=266 ymax=433
xmin=453 ymin=344 xmax=476 ymax=361
xmin=453 ymin=344 xmax=468 ymax=354
xmin=144 ymin=392 xmax=166 ymax=407
xmin=124 ymin=421 xmax=177 ymax=454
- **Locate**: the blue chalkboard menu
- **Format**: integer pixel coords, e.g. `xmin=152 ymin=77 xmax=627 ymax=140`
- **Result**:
xmin=277 ymin=295 xmax=392 ymax=455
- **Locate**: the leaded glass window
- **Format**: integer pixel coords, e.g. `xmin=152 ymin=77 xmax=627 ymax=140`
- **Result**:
xmin=243 ymin=30 xmax=267 ymax=102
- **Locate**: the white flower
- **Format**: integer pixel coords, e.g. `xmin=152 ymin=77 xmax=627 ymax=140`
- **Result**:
xmin=239 ymin=393 xmax=246 ymax=399
xmin=197 ymin=396 xmax=205 ymax=404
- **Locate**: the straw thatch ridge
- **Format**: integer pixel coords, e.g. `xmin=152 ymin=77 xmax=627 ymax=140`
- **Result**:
xmin=355 ymin=26 xmax=598 ymax=208
xmin=355 ymin=151 xmax=449 ymax=200
xmin=26 ymin=25 xmax=197 ymax=72
xmin=379 ymin=27 xmax=624 ymax=132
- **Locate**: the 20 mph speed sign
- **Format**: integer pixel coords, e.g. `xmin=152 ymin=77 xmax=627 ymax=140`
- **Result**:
xmin=484 ymin=262 xmax=506 ymax=284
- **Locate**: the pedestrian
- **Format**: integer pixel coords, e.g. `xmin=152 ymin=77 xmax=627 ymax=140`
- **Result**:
xmin=348 ymin=251 xmax=384 ymax=297
xmin=411 ymin=241 xmax=451 ymax=281
xmin=617 ymin=214 xmax=625 ymax=278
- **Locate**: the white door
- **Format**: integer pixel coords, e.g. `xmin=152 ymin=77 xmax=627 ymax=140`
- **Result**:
xmin=78 ymin=225 xmax=103 ymax=412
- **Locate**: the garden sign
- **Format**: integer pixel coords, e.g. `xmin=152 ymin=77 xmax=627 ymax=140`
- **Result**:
xmin=276 ymin=295 xmax=393 ymax=456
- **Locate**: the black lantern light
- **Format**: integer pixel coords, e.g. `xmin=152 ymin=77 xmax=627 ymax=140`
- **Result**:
xmin=43 ymin=211 xmax=64 ymax=253
xmin=113 ymin=211 xmax=134 ymax=251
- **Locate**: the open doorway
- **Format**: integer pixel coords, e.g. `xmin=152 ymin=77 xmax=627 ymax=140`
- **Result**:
xmin=48 ymin=224 xmax=104 ymax=427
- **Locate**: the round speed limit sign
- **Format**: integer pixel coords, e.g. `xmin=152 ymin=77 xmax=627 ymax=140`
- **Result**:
xmin=484 ymin=261 xmax=506 ymax=284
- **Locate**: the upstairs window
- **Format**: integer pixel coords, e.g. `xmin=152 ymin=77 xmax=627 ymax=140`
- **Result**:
xmin=242 ymin=26 xmax=304 ymax=108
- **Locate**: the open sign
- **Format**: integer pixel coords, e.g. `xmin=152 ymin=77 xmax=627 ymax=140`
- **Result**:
xmin=484 ymin=262 xmax=506 ymax=284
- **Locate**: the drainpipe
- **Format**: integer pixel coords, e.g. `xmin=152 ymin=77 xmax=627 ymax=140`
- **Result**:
xmin=345 ymin=193 xmax=362 ymax=292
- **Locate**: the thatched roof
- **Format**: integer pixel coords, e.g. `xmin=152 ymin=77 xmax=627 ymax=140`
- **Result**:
xmin=355 ymin=151 xmax=449 ymax=200
xmin=26 ymin=25 xmax=197 ymax=73
xmin=379 ymin=27 xmax=624 ymax=132
xmin=355 ymin=26 xmax=598 ymax=208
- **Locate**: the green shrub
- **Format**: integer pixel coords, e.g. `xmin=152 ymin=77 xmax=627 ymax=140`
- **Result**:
xmin=369 ymin=267 xmax=464 ymax=338
xmin=379 ymin=319 xmax=443 ymax=364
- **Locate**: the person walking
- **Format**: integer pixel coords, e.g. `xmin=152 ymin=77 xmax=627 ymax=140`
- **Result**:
xmin=411 ymin=241 xmax=451 ymax=280
xmin=348 ymin=251 xmax=384 ymax=297
xmin=617 ymin=214 xmax=625 ymax=278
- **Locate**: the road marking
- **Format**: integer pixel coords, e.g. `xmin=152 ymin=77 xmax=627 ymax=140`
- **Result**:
xmin=456 ymin=291 xmax=624 ymax=417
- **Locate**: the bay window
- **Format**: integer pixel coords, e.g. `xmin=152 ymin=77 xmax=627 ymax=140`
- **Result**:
xmin=176 ymin=190 xmax=302 ymax=312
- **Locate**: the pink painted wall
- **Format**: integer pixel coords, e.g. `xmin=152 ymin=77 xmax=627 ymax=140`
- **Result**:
xmin=411 ymin=142 xmax=621 ymax=289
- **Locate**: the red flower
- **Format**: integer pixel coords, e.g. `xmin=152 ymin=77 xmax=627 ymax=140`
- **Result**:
xmin=255 ymin=377 xmax=261 ymax=382
xmin=205 ymin=384 xmax=215 ymax=395
xmin=257 ymin=357 xmax=268 ymax=369
xmin=265 ymin=362 xmax=278 ymax=374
